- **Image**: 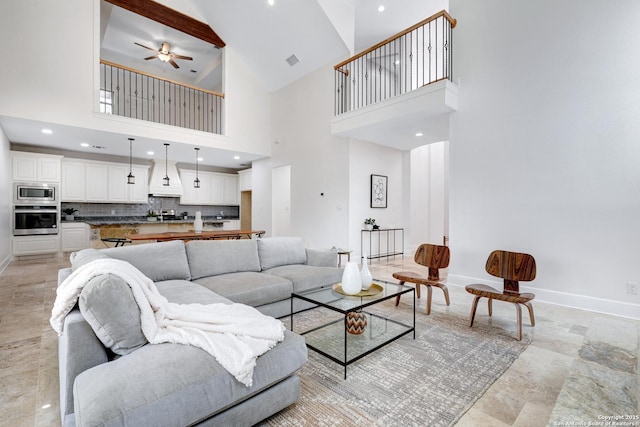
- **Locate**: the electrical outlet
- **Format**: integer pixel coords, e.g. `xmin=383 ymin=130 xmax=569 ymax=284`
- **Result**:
xmin=627 ymin=282 xmax=638 ymax=295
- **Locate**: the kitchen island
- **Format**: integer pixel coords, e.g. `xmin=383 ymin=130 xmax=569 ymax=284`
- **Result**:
xmin=124 ymin=229 xmax=265 ymax=242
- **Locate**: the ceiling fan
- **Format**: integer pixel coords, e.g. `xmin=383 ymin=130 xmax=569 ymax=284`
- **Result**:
xmin=134 ymin=41 xmax=192 ymax=69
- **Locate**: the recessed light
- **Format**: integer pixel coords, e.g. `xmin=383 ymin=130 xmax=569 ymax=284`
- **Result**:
xmin=147 ymin=151 xmax=154 ymax=156
xmin=267 ymin=0 xmax=274 ymax=6
xmin=41 ymin=129 xmax=52 ymax=134
xmin=394 ymin=60 xmax=400 ymax=65
xmin=378 ymin=5 xmax=385 ymax=12
xmin=415 ymin=132 xmax=423 ymax=137
xmin=234 ymin=156 xmax=240 ymax=160
xmin=80 ymin=143 xmax=89 ymax=147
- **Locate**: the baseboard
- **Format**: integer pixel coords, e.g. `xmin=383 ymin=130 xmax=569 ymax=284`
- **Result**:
xmin=0 ymin=254 xmax=10 ymax=275
xmin=448 ymin=274 xmax=640 ymax=321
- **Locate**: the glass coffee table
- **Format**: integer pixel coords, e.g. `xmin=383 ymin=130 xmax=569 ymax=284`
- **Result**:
xmin=290 ymin=279 xmax=415 ymax=379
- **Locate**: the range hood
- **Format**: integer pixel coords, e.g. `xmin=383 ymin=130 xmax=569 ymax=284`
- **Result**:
xmin=148 ymin=160 xmax=183 ymax=197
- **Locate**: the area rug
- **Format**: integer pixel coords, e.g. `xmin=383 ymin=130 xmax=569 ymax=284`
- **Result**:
xmin=261 ymin=298 xmax=530 ymax=427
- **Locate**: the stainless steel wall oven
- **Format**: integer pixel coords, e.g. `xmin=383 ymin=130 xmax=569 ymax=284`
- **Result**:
xmin=14 ymin=206 xmax=59 ymax=236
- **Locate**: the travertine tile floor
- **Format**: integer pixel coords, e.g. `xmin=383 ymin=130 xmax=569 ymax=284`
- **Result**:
xmin=0 ymin=254 xmax=637 ymax=427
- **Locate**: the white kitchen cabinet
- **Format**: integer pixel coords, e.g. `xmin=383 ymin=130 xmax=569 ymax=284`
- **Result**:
xmin=62 ymin=159 xmax=148 ymax=203
xmin=85 ymin=163 xmax=109 ymax=202
xmin=11 ymin=151 xmax=62 ymax=182
xmin=108 ymin=164 xmax=149 ymax=203
xmin=12 ymin=235 xmax=60 ymax=256
xmin=238 ymin=169 xmax=252 ymax=191
xmin=180 ymin=170 xmax=212 ymax=205
xmin=223 ymin=220 xmax=240 ymax=230
xmin=223 ymin=175 xmax=238 ymax=204
xmin=210 ymin=174 xmax=225 ymax=204
xmin=61 ymin=222 xmax=89 ymax=251
xmin=61 ymin=160 xmax=86 ymax=201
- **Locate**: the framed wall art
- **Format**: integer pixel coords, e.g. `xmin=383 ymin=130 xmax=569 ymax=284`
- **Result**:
xmin=370 ymin=174 xmax=388 ymax=208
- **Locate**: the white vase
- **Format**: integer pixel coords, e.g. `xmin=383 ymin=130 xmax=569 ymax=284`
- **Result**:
xmin=360 ymin=255 xmax=372 ymax=290
xmin=341 ymin=262 xmax=362 ymax=295
xmin=194 ymin=211 xmax=203 ymax=233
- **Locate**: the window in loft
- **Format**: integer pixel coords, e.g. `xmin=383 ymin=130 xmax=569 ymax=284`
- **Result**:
xmin=100 ymin=89 xmax=113 ymax=114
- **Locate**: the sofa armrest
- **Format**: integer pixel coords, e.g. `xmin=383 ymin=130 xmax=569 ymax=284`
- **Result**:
xmin=59 ymin=310 xmax=109 ymax=422
xmin=306 ymin=248 xmax=338 ymax=267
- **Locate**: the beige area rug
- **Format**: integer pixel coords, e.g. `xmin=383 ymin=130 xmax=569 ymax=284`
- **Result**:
xmin=261 ymin=299 xmax=530 ymax=427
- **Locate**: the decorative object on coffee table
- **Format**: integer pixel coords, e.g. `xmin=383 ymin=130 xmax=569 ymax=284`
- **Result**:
xmin=340 ymin=262 xmax=361 ymax=295
xmin=332 ymin=283 xmax=383 ymax=297
xmin=360 ymin=255 xmax=372 ymax=290
xmin=345 ymin=311 xmax=367 ymax=334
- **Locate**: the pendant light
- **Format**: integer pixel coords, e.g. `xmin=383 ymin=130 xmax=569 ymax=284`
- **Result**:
xmin=127 ymin=138 xmax=135 ymax=185
xmin=194 ymin=147 xmax=201 ymax=188
xmin=163 ymin=143 xmax=170 ymax=186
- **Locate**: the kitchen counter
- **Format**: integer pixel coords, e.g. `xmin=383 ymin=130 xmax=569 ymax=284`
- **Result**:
xmin=63 ymin=216 xmax=239 ymax=226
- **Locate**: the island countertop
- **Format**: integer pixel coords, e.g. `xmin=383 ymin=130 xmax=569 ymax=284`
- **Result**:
xmin=62 ymin=216 xmax=239 ymax=226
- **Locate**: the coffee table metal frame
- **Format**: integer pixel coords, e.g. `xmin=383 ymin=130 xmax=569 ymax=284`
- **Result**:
xmin=290 ymin=279 xmax=415 ymax=379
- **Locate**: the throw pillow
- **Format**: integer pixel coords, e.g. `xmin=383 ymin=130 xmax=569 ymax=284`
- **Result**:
xmin=79 ymin=273 xmax=147 ymax=355
xmin=70 ymin=249 xmax=111 ymax=271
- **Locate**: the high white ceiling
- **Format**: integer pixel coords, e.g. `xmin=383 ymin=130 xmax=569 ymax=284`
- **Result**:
xmin=2 ymin=0 xmax=449 ymax=168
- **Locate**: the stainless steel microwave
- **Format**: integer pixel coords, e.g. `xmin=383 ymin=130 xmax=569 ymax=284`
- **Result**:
xmin=14 ymin=182 xmax=58 ymax=205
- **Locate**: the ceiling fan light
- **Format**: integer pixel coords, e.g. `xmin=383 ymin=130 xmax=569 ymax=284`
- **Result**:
xmin=158 ymin=53 xmax=171 ymax=62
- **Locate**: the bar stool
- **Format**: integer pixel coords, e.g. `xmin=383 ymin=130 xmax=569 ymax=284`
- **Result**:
xmin=101 ymin=237 xmax=131 ymax=247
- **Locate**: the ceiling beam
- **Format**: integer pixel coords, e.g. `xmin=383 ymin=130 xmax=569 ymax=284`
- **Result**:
xmin=105 ymin=0 xmax=226 ymax=48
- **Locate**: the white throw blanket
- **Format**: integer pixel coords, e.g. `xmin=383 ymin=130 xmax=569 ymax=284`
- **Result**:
xmin=50 ymin=258 xmax=285 ymax=387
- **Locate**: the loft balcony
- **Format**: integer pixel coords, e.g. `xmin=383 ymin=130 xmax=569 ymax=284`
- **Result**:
xmin=99 ymin=60 xmax=224 ymax=135
xmin=330 ymin=10 xmax=458 ymax=150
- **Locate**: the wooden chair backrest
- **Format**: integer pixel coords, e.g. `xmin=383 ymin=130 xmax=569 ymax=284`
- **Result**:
xmin=414 ymin=243 xmax=450 ymax=281
xmin=485 ymin=250 xmax=536 ymax=293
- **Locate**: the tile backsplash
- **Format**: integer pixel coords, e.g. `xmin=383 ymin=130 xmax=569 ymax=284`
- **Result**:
xmin=61 ymin=196 xmax=239 ymax=219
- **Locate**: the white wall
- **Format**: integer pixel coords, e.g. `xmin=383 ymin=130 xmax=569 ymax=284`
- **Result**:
xmin=0 ymin=125 xmax=10 ymax=271
xmin=449 ymin=0 xmax=640 ymax=318
xmin=266 ymin=64 xmax=351 ymax=249
xmin=272 ymin=165 xmax=291 ymax=236
xmin=409 ymin=141 xmax=448 ymax=251
xmin=348 ymin=138 xmax=405 ymax=260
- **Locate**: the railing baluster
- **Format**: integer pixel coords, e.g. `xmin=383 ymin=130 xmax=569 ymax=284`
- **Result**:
xmin=334 ymin=10 xmax=455 ymax=116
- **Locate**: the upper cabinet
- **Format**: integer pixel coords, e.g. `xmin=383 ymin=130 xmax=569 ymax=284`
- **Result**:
xmin=238 ymin=169 xmax=252 ymax=191
xmin=11 ymin=151 xmax=62 ymax=183
xmin=179 ymin=169 xmax=238 ymax=205
xmin=61 ymin=158 xmax=149 ymax=203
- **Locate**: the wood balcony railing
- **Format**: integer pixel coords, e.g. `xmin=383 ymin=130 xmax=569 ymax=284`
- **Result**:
xmin=334 ymin=10 xmax=457 ymax=116
xmin=99 ymin=60 xmax=224 ymax=134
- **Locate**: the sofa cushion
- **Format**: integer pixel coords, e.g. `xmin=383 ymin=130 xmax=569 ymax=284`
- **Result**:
xmin=185 ymin=240 xmax=261 ymax=280
xmin=155 ymin=279 xmax=232 ymax=305
xmin=78 ymin=273 xmax=147 ymax=356
xmin=264 ymin=264 xmax=344 ymax=294
xmin=70 ymin=248 xmax=111 ymax=271
xmin=73 ymin=331 xmax=307 ymax=427
xmin=257 ymin=237 xmax=307 ymax=270
xmin=193 ymin=272 xmax=293 ymax=307
xmin=102 ymin=240 xmax=191 ymax=282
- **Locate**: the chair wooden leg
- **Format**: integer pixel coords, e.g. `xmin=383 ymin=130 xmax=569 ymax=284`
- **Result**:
xmin=524 ymin=302 xmax=535 ymax=326
xmin=415 ymin=283 xmax=421 ymax=299
xmin=513 ymin=303 xmax=523 ymax=341
xmin=469 ymin=296 xmax=481 ymax=327
xmin=439 ymin=284 xmax=450 ymax=306
xmin=395 ymin=281 xmax=406 ymax=306
xmin=487 ymin=298 xmax=493 ymax=316
xmin=425 ymin=285 xmax=433 ymax=315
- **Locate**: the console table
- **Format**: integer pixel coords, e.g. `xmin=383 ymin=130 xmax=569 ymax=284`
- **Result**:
xmin=361 ymin=228 xmax=404 ymax=261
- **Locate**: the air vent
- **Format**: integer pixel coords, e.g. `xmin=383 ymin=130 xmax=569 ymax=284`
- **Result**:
xmin=286 ymin=54 xmax=299 ymax=66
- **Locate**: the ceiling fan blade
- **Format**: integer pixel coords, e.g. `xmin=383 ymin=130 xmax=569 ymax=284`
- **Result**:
xmin=171 ymin=54 xmax=193 ymax=61
xmin=143 ymin=55 xmax=158 ymax=60
xmin=134 ymin=42 xmax=158 ymax=52
xmin=169 ymin=59 xmax=180 ymax=69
